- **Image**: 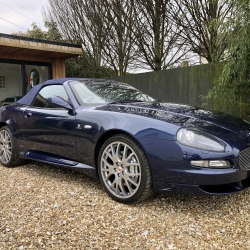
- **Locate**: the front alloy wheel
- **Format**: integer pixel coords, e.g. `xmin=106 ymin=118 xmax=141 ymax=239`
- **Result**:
xmin=98 ymin=134 xmax=153 ymax=204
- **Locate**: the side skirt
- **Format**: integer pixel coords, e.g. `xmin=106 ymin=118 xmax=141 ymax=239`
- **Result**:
xmin=19 ymin=151 xmax=98 ymax=179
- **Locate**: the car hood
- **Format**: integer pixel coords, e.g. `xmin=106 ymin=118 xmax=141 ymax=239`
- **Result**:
xmin=96 ymin=102 xmax=250 ymax=136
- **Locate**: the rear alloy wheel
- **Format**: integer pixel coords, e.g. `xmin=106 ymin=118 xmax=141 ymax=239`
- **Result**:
xmin=98 ymin=134 xmax=153 ymax=204
xmin=0 ymin=128 xmax=12 ymax=164
xmin=0 ymin=126 xmax=24 ymax=167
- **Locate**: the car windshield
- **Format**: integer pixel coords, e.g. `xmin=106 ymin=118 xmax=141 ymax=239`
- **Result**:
xmin=69 ymin=80 xmax=155 ymax=105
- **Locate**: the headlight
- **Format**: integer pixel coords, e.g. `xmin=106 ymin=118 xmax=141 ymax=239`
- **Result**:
xmin=176 ymin=128 xmax=225 ymax=152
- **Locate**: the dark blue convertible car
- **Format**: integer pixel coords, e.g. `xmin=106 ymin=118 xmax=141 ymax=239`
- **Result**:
xmin=1 ymin=78 xmax=250 ymax=203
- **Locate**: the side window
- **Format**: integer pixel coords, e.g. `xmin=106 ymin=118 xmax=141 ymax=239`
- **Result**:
xmin=32 ymin=85 xmax=69 ymax=108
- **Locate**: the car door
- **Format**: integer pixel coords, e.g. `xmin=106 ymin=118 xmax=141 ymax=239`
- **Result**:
xmin=21 ymin=84 xmax=77 ymax=160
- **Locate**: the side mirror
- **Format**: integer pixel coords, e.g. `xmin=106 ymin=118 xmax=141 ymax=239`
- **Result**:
xmin=47 ymin=96 xmax=73 ymax=110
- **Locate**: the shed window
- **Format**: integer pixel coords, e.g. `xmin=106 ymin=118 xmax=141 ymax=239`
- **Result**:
xmin=0 ymin=76 xmax=5 ymax=88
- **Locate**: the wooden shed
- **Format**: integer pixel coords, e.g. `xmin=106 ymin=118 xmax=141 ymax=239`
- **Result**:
xmin=0 ymin=33 xmax=82 ymax=104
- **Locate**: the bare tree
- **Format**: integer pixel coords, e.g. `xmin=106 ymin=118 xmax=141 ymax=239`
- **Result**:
xmin=172 ymin=0 xmax=236 ymax=64
xmin=44 ymin=0 xmax=107 ymax=76
xmin=44 ymin=0 xmax=136 ymax=76
xmin=44 ymin=0 xmax=192 ymax=73
xmin=101 ymin=0 xmax=137 ymax=75
xmin=129 ymin=0 xmax=188 ymax=71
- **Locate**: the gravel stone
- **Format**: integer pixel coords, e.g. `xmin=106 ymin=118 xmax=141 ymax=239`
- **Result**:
xmin=1 ymin=161 xmax=250 ymax=249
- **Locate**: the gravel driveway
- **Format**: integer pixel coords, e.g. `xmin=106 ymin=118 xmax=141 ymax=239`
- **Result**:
xmin=0 ymin=162 xmax=250 ymax=249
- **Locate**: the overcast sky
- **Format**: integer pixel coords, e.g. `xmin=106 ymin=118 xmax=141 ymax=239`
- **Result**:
xmin=0 ymin=0 xmax=48 ymax=34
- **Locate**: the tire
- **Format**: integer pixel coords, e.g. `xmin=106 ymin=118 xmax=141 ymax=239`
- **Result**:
xmin=0 ymin=126 xmax=25 ymax=167
xmin=98 ymin=134 xmax=153 ymax=204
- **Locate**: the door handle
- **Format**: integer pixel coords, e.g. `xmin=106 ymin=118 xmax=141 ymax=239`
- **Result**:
xmin=24 ymin=113 xmax=32 ymax=118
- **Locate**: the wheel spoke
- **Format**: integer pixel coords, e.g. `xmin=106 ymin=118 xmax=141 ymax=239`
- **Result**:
xmin=126 ymin=162 xmax=140 ymax=167
xmin=102 ymin=158 xmax=113 ymax=169
xmin=126 ymin=172 xmax=140 ymax=177
xmin=127 ymin=178 xmax=139 ymax=187
xmin=105 ymin=151 xmax=113 ymax=161
xmin=102 ymin=168 xmax=110 ymax=172
xmin=115 ymin=143 xmax=121 ymax=161
xmin=115 ymin=181 xmax=119 ymax=195
xmin=6 ymin=152 xmax=10 ymax=162
xmin=124 ymin=179 xmax=133 ymax=194
xmin=104 ymin=172 xmax=113 ymax=181
xmin=6 ymin=151 xmax=11 ymax=160
xmin=4 ymin=131 xmax=8 ymax=141
xmin=110 ymin=179 xmax=116 ymax=189
xmin=3 ymin=150 xmax=8 ymax=163
xmin=111 ymin=144 xmax=116 ymax=157
xmin=122 ymin=145 xmax=128 ymax=160
xmin=2 ymin=151 xmax=6 ymax=161
xmin=125 ymin=152 xmax=134 ymax=162
xmin=119 ymin=181 xmax=127 ymax=196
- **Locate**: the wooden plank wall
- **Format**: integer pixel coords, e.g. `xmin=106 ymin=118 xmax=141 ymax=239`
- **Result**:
xmin=52 ymin=58 xmax=66 ymax=78
xmin=0 ymin=52 xmax=52 ymax=63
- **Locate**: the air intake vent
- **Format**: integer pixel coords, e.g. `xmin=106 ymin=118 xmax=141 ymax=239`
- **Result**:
xmin=239 ymin=148 xmax=250 ymax=170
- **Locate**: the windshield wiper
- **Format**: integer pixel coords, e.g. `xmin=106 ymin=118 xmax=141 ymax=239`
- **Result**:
xmin=153 ymin=99 xmax=161 ymax=103
xmin=109 ymin=99 xmax=145 ymax=104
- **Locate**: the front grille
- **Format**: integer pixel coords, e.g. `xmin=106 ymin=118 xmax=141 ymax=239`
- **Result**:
xmin=239 ymin=147 xmax=250 ymax=170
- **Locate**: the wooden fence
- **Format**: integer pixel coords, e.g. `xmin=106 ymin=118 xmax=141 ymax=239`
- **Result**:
xmin=108 ymin=64 xmax=223 ymax=108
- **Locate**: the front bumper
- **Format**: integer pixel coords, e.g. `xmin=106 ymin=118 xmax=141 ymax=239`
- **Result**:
xmin=152 ymin=162 xmax=250 ymax=195
xmin=137 ymin=136 xmax=250 ymax=195
xmin=154 ymin=176 xmax=250 ymax=195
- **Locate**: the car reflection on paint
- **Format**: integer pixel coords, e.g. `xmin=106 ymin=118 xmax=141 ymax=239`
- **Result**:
xmin=1 ymin=78 xmax=250 ymax=204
